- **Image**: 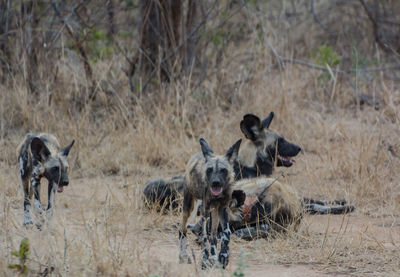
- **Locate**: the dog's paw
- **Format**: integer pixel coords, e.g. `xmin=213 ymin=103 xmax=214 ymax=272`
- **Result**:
xmin=179 ymin=251 xmax=191 ymax=264
xmin=33 ymin=200 xmax=43 ymax=215
xmin=35 ymin=221 xmax=43 ymax=230
xmin=218 ymin=252 xmax=229 ymax=269
xmin=201 ymin=257 xmax=213 ymax=270
xmin=23 ymin=219 xmax=33 ymax=226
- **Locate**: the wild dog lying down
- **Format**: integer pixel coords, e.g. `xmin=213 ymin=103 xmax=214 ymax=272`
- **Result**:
xmin=144 ymin=112 xmax=301 ymax=210
xmin=17 ymin=133 xmax=74 ymax=227
xmin=191 ymin=177 xmax=355 ymax=241
xmin=179 ymin=138 xmax=241 ymax=269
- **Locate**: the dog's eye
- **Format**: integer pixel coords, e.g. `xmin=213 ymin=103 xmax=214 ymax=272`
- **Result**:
xmin=52 ymin=166 xmax=60 ymax=173
xmin=206 ymin=168 xmax=213 ymax=175
xmin=220 ymin=168 xmax=228 ymax=176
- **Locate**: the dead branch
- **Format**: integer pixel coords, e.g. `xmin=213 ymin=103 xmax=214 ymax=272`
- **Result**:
xmin=277 ymin=56 xmax=399 ymax=107
xmin=310 ymin=0 xmax=328 ymax=31
xmin=359 ymin=0 xmax=389 ymax=52
xmin=51 ymin=0 xmax=96 ymax=99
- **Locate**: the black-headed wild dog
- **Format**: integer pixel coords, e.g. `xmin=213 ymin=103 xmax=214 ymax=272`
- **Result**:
xmin=17 ymin=133 xmax=74 ymax=227
xmin=144 ymin=112 xmax=301 ymax=210
xmin=179 ymin=138 xmax=241 ymax=269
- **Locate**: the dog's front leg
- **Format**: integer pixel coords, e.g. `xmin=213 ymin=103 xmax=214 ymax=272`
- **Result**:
xmin=200 ymin=207 xmax=212 ymax=269
xmin=46 ymin=183 xmax=57 ymax=228
xmin=209 ymin=208 xmax=220 ymax=266
xmin=218 ymin=207 xmax=231 ymax=269
xmin=31 ymin=177 xmax=43 ymax=215
xmin=21 ymin=177 xmax=33 ymax=226
xmin=31 ymin=176 xmax=45 ymax=229
xmin=179 ymin=190 xmax=194 ymax=264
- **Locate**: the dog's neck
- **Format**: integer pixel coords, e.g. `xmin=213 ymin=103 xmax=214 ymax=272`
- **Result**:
xmin=233 ymin=156 xmax=274 ymax=180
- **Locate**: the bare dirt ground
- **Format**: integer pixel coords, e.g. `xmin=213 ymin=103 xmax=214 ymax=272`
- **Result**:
xmin=1 ymin=172 xmax=399 ymax=276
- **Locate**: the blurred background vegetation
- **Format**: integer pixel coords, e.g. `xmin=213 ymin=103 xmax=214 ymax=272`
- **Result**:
xmin=1 ymin=0 xmax=400 ymax=135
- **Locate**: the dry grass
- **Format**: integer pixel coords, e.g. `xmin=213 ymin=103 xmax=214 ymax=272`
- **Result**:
xmin=1 ymin=2 xmax=400 ymax=276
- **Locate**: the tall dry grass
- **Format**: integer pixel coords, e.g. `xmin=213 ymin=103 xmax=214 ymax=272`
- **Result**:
xmin=1 ymin=1 xmax=400 ymax=276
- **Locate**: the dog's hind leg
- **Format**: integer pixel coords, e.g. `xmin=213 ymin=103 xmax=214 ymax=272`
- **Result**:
xmin=233 ymin=224 xmax=270 ymax=240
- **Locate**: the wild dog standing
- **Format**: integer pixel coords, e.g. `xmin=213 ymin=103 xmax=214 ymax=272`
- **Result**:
xmin=17 ymin=133 xmax=74 ymax=227
xmin=179 ymin=138 xmax=241 ymax=269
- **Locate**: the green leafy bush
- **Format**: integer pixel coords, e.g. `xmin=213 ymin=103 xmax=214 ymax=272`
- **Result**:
xmin=8 ymin=238 xmax=30 ymax=276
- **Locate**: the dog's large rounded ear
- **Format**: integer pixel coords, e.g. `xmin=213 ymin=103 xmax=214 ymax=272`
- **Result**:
xmin=240 ymin=114 xmax=262 ymax=141
xmin=30 ymin=137 xmax=51 ymax=162
xmin=61 ymin=140 xmax=75 ymax=156
xmin=261 ymin=112 xmax=274 ymax=129
xmin=200 ymin=138 xmax=213 ymax=160
xmin=232 ymin=190 xmax=246 ymax=207
xmin=225 ymin=139 xmax=242 ymax=163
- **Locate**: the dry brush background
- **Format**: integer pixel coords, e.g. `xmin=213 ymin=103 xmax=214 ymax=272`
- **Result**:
xmin=0 ymin=0 xmax=399 ymax=276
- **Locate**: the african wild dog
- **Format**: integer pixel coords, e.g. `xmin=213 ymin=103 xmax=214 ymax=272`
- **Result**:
xmin=144 ymin=112 xmax=301 ymax=210
xmin=17 ymin=133 xmax=74 ymax=227
xmin=235 ymin=112 xmax=301 ymax=178
xmin=215 ymin=177 xmax=354 ymax=240
xmin=179 ymin=138 xmax=241 ymax=269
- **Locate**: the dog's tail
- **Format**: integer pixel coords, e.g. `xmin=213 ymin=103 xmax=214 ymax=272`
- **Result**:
xmin=143 ymin=175 xmax=185 ymax=211
xmin=303 ymin=197 xmax=355 ymax=214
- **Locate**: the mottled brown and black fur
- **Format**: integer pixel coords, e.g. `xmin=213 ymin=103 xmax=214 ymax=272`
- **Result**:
xmin=179 ymin=138 xmax=241 ymax=269
xmin=235 ymin=112 xmax=301 ymax=178
xmin=17 ymin=133 xmax=74 ymax=227
xmin=228 ymin=177 xmax=303 ymax=240
xmin=191 ymin=176 xmax=354 ymax=241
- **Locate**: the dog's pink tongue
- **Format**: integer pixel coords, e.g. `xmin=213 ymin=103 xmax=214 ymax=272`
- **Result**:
xmin=211 ymin=187 xmax=222 ymax=196
xmin=57 ymin=186 xmax=64 ymax=193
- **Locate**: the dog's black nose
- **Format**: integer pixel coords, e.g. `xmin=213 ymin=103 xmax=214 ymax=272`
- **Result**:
xmin=212 ymin=181 xmax=221 ymax=187
xmin=297 ymin=146 xmax=302 ymax=153
xmin=61 ymin=179 xmax=69 ymax=186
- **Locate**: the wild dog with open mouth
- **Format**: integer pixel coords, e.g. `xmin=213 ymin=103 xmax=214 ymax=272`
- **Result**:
xmin=236 ymin=112 xmax=301 ymax=178
xmin=179 ymin=138 xmax=241 ymax=269
xmin=17 ymin=133 xmax=74 ymax=227
xmin=144 ymin=112 xmax=301 ymax=210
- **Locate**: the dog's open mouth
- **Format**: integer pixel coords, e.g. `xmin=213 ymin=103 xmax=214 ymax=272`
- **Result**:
xmin=210 ymin=186 xmax=223 ymax=196
xmin=278 ymin=155 xmax=296 ymax=167
xmin=57 ymin=186 xmax=64 ymax=193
